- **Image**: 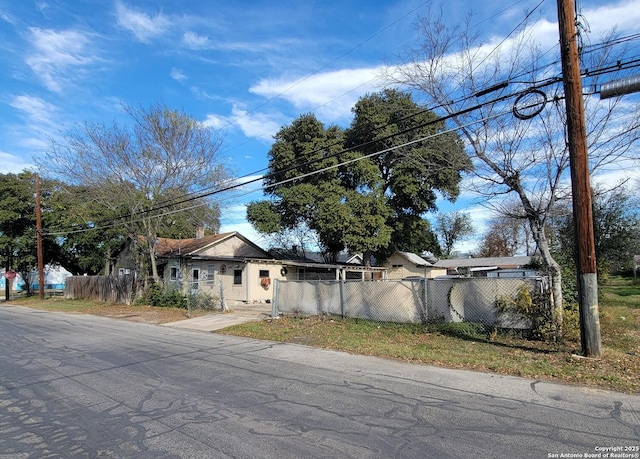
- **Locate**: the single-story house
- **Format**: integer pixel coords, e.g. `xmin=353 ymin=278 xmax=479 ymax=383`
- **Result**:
xmin=1 ymin=265 xmax=72 ymax=293
xmin=383 ymin=251 xmax=447 ymax=279
xmin=116 ymin=231 xmax=387 ymax=304
xmin=433 ymin=256 xmax=535 ymax=278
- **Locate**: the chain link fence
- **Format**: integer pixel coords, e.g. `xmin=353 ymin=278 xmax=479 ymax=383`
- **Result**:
xmin=273 ymin=277 xmax=550 ymax=330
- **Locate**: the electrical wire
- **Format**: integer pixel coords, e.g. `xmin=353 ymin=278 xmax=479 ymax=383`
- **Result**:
xmin=43 ymin=50 xmax=637 ymax=238
xmin=44 ymin=107 xmax=517 ymax=237
xmin=42 ymin=36 xmax=640 ymax=237
xmin=43 ymin=75 xmax=568 ymax=238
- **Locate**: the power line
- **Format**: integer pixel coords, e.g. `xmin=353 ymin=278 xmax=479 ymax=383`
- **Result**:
xmin=44 ymin=107 xmax=517 ymax=237
xmin=43 ymin=78 xmax=564 ymax=237
xmin=42 ymin=52 xmax=640 ymax=237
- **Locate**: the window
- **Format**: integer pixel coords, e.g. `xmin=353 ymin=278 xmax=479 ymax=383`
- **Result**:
xmin=207 ymin=265 xmax=215 ymax=284
xmin=170 ymin=267 xmax=178 ymax=281
xmin=192 ymin=268 xmax=200 ymax=290
xmin=259 ymin=269 xmax=270 ymax=287
xmin=233 ymin=269 xmax=242 ymax=285
xmin=392 ymin=264 xmax=403 ymax=268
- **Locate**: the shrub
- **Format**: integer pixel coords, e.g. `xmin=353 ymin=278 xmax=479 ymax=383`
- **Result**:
xmin=495 ymin=284 xmax=556 ymax=342
xmin=186 ymin=291 xmax=220 ymax=311
xmin=136 ymin=284 xmax=187 ymax=308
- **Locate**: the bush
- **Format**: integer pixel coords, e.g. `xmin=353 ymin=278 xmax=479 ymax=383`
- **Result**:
xmin=495 ymin=284 xmax=556 ymax=342
xmin=136 ymin=284 xmax=187 ymax=308
xmin=186 ymin=291 xmax=220 ymax=311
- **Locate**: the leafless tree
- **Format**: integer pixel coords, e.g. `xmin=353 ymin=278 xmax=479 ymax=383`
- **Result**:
xmin=42 ymin=102 xmax=228 ymax=281
xmin=477 ymin=200 xmax=534 ymax=257
xmin=385 ymin=6 xmax=640 ymax=336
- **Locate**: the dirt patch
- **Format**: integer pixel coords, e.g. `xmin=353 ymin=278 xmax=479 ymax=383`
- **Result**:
xmin=82 ymin=304 xmax=206 ymax=324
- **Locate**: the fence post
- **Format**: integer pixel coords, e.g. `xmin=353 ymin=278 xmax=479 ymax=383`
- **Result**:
xmin=187 ymin=288 xmax=191 ymax=319
xmin=272 ymin=279 xmax=279 ymax=318
xmin=422 ymin=278 xmax=428 ymax=324
xmin=219 ymin=281 xmax=228 ymax=312
xmin=339 ymin=278 xmax=345 ymax=318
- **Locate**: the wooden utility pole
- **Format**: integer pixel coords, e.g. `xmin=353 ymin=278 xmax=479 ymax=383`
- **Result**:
xmin=556 ymin=0 xmax=602 ymax=356
xmin=35 ymin=174 xmax=45 ymax=300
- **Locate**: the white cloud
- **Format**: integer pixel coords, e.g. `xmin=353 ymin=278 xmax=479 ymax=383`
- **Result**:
xmin=586 ymin=0 xmax=640 ymax=35
xmin=25 ymin=27 xmax=95 ymax=92
xmin=201 ymin=113 xmax=227 ymax=129
xmin=220 ymin=220 xmax=269 ymax=248
xmin=170 ymin=67 xmax=187 ymax=82
xmin=0 ymin=150 xmax=35 ymax=174
xmin=35 ymin=2 xmax=49 ymax=13
xmin=10 ymin=94 xmax=57 ymax=127
xmin=203 ymin=105 xmax=283 ymax=142
xmin=182 ymin=31 xmax=211 ymax=50
xmin=115 ymin=1 xmax=170 ymax=43
xmin=591 ymin=160 xmax=640 ymax=189
xmin=250 ymin=67 xmax=384 ymax=124
xmin=6 ymin=95 xmax=60 ymax=166
xmin=229 ymin=106 xmax=283 ymax=141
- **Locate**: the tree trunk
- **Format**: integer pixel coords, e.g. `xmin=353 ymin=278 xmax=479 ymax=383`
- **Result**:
xmin=104 ymin=249 xmax=111 ymax=276
xmin=362 ymin=250 xmax=372 ymax=268
xmin=148 ymin=242 xmax=159 ymax=282
xmin=530 ymin=220 xmax=563 ymax=340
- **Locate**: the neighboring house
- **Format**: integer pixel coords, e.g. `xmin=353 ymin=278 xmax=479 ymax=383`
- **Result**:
xmin=433 ymin=256 xmax=534 ymax=278
xmin=1 ymin=265 xmax=72 ymax=293
xmin=116 ymin=232 xmax=387 ymax=304
xmin=384 ymin=251 xmax=447 ymax=280
xmin=634 ymin=255 xmax=640 ymax=279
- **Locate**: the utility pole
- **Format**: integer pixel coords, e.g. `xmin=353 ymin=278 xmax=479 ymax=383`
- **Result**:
xmin=35 ymin=174 xmax=45 ymax=300
xmin=556 ymin=0 xmax=602 ymax=356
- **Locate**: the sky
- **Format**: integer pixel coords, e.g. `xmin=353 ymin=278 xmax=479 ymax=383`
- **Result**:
xmin=2 ymin=0 xmax=640 ymax=254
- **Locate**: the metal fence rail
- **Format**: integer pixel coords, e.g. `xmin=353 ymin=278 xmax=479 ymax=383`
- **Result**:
xmin=273 ymin=277 xmax=549 ymax=329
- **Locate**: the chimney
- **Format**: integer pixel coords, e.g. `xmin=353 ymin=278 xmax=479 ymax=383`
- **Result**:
xmin=196 ymin=226 xmax=205 ymax=239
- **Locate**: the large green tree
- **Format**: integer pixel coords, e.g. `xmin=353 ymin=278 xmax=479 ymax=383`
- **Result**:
xmin=0 ymin=172 xmax=38 ymax=293
xmin=0 ymin=172 xmax=71 ymax=293
xmin=45 ymin=182 xmax=129 ymax=275
xmin=247 ymin=90 xmax=470 ymax=264
xmin=248 ymin=113 xmax=348 ymax=261
xmin=344 ymin=89 xmax=470 ymax=263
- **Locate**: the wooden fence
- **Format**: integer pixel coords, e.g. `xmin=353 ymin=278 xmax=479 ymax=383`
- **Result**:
xmin=64 ymin=274 xmax=137 ymax=305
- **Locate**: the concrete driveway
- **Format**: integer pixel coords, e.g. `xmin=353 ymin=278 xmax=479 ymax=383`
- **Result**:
xmin=162 ymin=302 xmax=273 ymax=331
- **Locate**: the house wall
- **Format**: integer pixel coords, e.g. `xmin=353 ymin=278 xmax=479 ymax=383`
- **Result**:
xmin=384 ymin=253 xmax=446 ymax=279
xmin=162 ymin=258 xmax=293 ymax=304
xmin=198 ymin=238 xmax=267 ymax=258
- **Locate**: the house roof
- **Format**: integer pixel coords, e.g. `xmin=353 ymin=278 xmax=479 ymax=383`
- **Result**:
xmin=433 ymin=256 xmax=531 ymax=269
xmin=268 ymin=249 xmax=363 ymax=265
xmin=396 ymin=251 xmax=434 ymax=267
xmin=154 ymin=232 xmax=271 ymax=258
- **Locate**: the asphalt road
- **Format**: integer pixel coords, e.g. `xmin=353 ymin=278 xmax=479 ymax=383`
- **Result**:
xmin=1 ymin=305 xmax=639 ymax=459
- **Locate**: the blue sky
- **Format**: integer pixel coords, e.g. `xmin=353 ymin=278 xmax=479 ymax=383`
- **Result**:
xmin=2 ymin=0 xmax=640 ymax=252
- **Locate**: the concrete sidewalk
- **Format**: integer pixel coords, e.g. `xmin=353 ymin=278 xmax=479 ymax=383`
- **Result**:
xmin=161 ymin=303 xmax=273 ymax=332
